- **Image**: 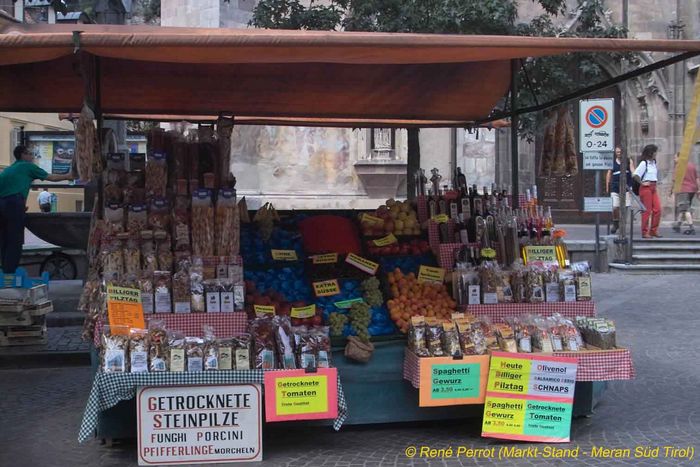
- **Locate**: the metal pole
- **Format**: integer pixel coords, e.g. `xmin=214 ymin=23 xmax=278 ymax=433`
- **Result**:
xmin=594 ymin=171 xmax=601 ymax=271
xmin=510 ymin=59 xmax=520 ymax=209
xmin=628 ymin=207 xmax=635 ymax=263
xmin=407 ymin=128 xmax=420 ymax=200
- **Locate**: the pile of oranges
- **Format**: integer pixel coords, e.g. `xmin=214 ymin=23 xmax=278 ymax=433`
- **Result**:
xmin=387 ymin=268 xmax=457 ymax=333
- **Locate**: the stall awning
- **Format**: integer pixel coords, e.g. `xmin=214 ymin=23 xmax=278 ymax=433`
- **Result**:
xmin=2 ymin=24 xmax=700 ymax=126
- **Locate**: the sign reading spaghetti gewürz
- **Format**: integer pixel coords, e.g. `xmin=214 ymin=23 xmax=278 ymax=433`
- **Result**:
xmin=481 ymin=352 xmax=578 ymax=443
xmin=137 ymin=384 xmax=262 ymax=465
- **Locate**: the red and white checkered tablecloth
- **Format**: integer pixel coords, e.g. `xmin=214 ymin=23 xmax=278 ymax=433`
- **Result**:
xmin=94 ymin=312 xmax=249 ymax=347
xmin=465 ymin=302 xmax=596 ymax=322
xmin=403 ymin=347 xmax=634 ymax=384
xmin=416 ymin=195 xmax=428 ymax=224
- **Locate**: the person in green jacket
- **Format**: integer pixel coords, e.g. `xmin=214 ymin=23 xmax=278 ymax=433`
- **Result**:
xmin=0 ymin=145 xmax=75 ymax=273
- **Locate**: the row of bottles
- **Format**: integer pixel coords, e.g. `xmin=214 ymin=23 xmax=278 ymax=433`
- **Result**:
xmin=416 ymin=167 xmax=568 ymax=268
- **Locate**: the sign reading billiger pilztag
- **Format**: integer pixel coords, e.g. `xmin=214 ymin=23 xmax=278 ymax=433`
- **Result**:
xmin=137 ymin=384 xmax=262 ymax=465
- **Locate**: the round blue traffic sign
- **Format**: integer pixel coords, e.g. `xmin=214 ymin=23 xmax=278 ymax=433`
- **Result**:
xmin=585 ymin=105 xmax=608 ymax=128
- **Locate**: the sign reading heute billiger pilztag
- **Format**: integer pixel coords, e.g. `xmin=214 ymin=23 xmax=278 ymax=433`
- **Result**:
xmin=137 ymin=384 xmax=262 ymax=465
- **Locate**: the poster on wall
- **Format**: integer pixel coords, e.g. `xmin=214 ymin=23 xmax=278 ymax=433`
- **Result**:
xmin=51 ymin=141 xmax=74 ymax=174
xmin=137 ymin=384 xmax=263 ymax=465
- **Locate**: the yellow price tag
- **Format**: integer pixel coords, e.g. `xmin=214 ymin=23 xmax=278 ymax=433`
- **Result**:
xmin=254 ymin=304 xmax=276 ymax=315
xmin=373 ymin=233 xmax=398 ymax=246
xmin=431 ymin=214 xmax=449 ymax=223
xmin=311 ymin=253 xmax=338 ymax=264
xmin=417 ymin=265 xmax=446 ymax=284
xmin=312 ymin=280 xmax=340 ymax=297
xmin=291 ymin=304 xmax=316 ymax=319
xmin=361 ymin=213 xmax=385 ymax=227
xmin=345 ymin=253 xmax=379 ymax=275
xmin=271 ymin=249 xmax=298 ymax=261
xmin=523 ymin=246 xmax=557 ymax=264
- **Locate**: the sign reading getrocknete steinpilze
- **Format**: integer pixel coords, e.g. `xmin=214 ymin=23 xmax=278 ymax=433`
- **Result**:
xmin=137 ymin=384 xmax=263 ymax=465
xmin=579 ymin=98 xmax=615 ymax=152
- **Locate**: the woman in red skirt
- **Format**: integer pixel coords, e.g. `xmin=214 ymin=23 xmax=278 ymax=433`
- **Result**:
xmin=633 ymin=144 xmax=661 ymax=238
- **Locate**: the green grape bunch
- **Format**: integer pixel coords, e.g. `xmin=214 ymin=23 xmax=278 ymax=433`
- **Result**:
xmin=360 ymin=277 xmax=384 ymax=307
xmin=328 ymin=312 xmax=348 ymax=337
xmin=349 ymin=302 xmax=371 ymax=343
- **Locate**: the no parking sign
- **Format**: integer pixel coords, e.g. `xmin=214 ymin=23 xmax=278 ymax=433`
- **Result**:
xmin=579 ymin=99 xmax=614 ymax=152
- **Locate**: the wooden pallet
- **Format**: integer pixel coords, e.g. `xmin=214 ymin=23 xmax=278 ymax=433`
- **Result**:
xmin=0 ymin=311 xmax=33 ymax=327
xmin=0 ymin=323 xmax=48 ymax=346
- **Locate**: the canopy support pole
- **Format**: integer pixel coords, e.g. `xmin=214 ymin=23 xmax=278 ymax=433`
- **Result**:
xmin=95 ymin=56 xmax=104 ymax=217
xmin=407 ymin=128 xmax=420 ymax=200
xmin=510 ymin=59 xmax=520 ymax=209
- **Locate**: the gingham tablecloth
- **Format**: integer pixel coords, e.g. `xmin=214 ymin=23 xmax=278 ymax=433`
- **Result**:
xmin=403 ymin=347 xmax=634 ymax=386
xmin=94 ymin=312 xmax=249 ymax=347
xmin=79 ymin=370 xmax=348 ymax=442
xmin=465 ymin=302 xmax=596 ymax=322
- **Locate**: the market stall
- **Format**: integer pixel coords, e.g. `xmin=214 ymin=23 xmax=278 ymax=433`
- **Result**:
xmin=3 ymin=23 xmax=700 ymax=459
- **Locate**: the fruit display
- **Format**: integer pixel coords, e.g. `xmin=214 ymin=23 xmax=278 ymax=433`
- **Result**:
xmin=314 ymin=279 xmax=362 ymax=318
xmin=359 ymin=198 xmax=421 ymax=237
xmin=244 ymin=265 xmax=312 ymax=303
xmin=240 ymin=225 xmax=304 ymax=265
xmin=365 ymin=238 xmax=431 ymax=257
xmin=387 ymin=268 xmax=458 ymax=333
xmin=378 ymin=254 xmax=436 ymax=276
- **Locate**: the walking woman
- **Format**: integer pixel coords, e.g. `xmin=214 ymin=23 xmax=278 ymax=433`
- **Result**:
xmin=633 ymin=144 xmax=662 ymax=238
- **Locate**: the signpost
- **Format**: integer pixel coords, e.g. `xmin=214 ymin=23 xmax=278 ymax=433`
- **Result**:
xmin=580 ymin=98 xmax=615 ymax=272
xmin=137 ymin=384 xmax=263 ymax=465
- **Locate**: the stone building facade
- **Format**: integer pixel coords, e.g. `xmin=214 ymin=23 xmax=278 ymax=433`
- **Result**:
xmin=162 ymin=0 xmax=700 ymax=219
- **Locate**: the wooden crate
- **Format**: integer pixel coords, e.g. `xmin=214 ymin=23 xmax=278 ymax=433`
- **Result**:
xmin=3 ymin=324 xmax=47 ymax=338
xmin=0 ymin=310 xmax=33 ymax=327
xmin=0 ymin=334 xmax=48 ymax=347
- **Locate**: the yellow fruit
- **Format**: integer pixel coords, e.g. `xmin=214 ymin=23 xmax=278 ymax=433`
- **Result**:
xmin=398 ymin=211 xmax=408 ymax=220
xmin=386 ymin=199 xmax=397 ymax=207
xmin=405 ymin=218 xmax=416 ymax=229
xmin=394 ymin=220 xmax=405 ymax=230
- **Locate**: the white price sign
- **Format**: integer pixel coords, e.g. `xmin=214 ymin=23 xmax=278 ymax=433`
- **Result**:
xmin=580 ymin=98 xmax=614 ymax=152
xmin=138 ymin=384 xmax=262 ymax=465
xmin=582 ymin=151 xmax=614 ymax=170
xmin=583 ymin=197 xmax=613 ymax=212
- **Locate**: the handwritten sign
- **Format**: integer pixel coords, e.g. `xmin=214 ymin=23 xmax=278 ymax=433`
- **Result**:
xmin=345 ymin=253 xmax=379 ymax=275
xmin=312 ymin=280 xmax=340 ymax=297
xmin=482 ymin=352 xmax=578 ymax=443
xmin=264 ymin=369 xmax=338 ymax=422
xmin=431 ymin=214 xmax=449 ymax=223
xmin=271 ymin=249 xmax=298 ymax=261
xmin=253 ymin=305 xmax=276 ymax=316
xmin=107 ymin=285 xmax=144 ymax=334
xmin=418 ymin=265 xmax=446 ymax=284
xmin=361 ymin=213 xmax=384 ymax=227
xmin=418 ymin=355 xmax=490 ymax=407
xmin=291 ymin=304 xmax=316 ymax=319
xmin=373 ymin=234 xmax=398 ymax=246
xmin=524 ymin=246 xmax=558 ymax=265
xmin=311 ymin=253 xmax=338 ymax=264
xmin=334 ymin=298 xmax=364 ymax=309
xmin=137 ymin=384 xmax=262 ymax=465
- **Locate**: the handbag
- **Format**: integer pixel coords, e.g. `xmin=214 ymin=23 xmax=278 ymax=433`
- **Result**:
xmin=632 ymin=161 xmax=647 ymax=195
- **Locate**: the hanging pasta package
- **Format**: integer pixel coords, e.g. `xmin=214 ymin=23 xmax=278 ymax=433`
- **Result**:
xmin=215 ymin=188 xmax=240 ymax=256
xmin=191 ymin=189 xmax=214 ymax=257
xmin=145 ymin=152 xmax=168 ymax=199
xmin=75 ymin=103 xmax=97 ymax=182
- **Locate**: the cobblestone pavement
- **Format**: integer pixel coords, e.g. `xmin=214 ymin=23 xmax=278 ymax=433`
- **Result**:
xmin=0 ymin=326 xmax=88 ymax=357
xmin=0 ymin=274 xmax=698 ymax=466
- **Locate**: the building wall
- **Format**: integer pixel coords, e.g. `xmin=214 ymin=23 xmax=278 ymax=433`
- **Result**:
xmin=161 ymin=0 xmax=219 ymax=27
